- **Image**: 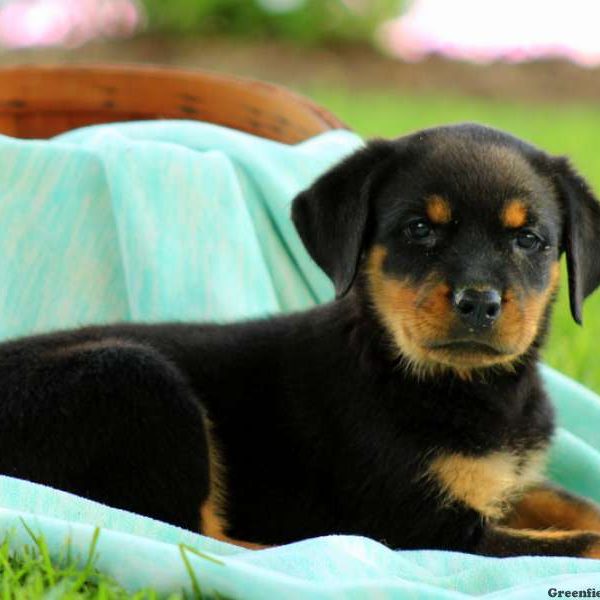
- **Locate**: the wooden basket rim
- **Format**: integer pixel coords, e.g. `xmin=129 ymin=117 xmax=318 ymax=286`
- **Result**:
xmin=0 ymin=63 xmax=349 ymax=143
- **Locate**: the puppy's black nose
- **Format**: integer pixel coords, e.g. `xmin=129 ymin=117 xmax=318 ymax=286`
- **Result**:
xmin=453 ymin=288 xmax=502 ymax=330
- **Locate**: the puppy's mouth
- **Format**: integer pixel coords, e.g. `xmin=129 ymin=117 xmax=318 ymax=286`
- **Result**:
xmin=421 ymin=339 xmax=518 ymax=370
xmin=427 ymin=340 xmax=506 ymax=356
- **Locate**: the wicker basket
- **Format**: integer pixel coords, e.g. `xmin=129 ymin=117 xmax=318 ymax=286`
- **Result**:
xmin=0 ymin=65 xmax=347 ymax=143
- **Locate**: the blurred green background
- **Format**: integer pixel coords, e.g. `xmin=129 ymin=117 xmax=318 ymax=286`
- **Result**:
xmin=3 ymin=0 xmax=599 ymax=392
xmin=142 ymin=0 xmax=402 ymax=44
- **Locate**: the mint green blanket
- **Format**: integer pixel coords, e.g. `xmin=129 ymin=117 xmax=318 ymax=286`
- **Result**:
xmin=1 ymin=121 xmax=600 ymax=598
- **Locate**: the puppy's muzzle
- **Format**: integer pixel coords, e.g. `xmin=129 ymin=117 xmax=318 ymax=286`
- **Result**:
xmin=452 ymin=288 xmax=502 ymax=331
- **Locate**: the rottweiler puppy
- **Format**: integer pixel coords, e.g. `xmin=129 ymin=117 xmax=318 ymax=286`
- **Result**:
xmin=1 ymin=123 xmax=600 ymax=557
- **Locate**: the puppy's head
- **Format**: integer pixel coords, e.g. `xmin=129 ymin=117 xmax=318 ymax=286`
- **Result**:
xmin=292 ymin=124 xmax=600 ymax=377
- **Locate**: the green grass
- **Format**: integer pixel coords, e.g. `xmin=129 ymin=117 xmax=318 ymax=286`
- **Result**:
xmin=0 ymin=528 xmax=149 ymax=599
xmin=307 ymin=87 xmax=600 ymax=394
xmin=0 ymin=523 xmax=224 ymax=599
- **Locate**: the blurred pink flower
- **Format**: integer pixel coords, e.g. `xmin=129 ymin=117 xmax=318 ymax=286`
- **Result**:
xmin=0 ymin=0 xmax=143 ymax=48
xmin=380 ymin=0 xmax=600 ymax=66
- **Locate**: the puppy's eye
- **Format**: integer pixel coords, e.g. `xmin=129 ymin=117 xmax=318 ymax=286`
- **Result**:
xmin=406 ymin=220 xmax=433 ymax=241
xmin=515 ymin=230 xmax=542 ymax=251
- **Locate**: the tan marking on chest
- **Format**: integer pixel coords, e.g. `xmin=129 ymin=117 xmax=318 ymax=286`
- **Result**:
xmin=428 ymin=448 xmax=547 ymax=520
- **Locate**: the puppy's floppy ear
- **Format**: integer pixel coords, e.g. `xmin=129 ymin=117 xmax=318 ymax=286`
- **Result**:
xmin=552 ymin=157 xmax=600 ymax=324
xmin=292 ymin=140 xmax=395 ymax=297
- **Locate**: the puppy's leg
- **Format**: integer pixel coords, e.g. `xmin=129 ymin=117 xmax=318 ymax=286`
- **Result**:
xmin=504 ymin=483 xmax=600 ymax=532
xmin=0 ymin=342 xmax=210 ymax=531
xmin=477 ymin=525 xmax=600 ymax=558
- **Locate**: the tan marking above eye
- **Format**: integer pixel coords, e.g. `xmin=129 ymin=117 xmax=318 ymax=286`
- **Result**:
xmin=426 ymin=195 xmax=452 ymax=225
xmin=502 ymin=200 xmax=528 ymax=229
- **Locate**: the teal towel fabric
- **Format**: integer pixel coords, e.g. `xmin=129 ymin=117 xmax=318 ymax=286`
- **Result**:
xmin=1 ymin=121 xmax=600 ymax=598
xmin=0 ymin=121 xmax=353 ymax=339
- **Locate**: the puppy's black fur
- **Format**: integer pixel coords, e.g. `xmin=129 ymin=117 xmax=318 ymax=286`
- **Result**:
xmin=2 ymin=124 xmax=600 ymax=557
